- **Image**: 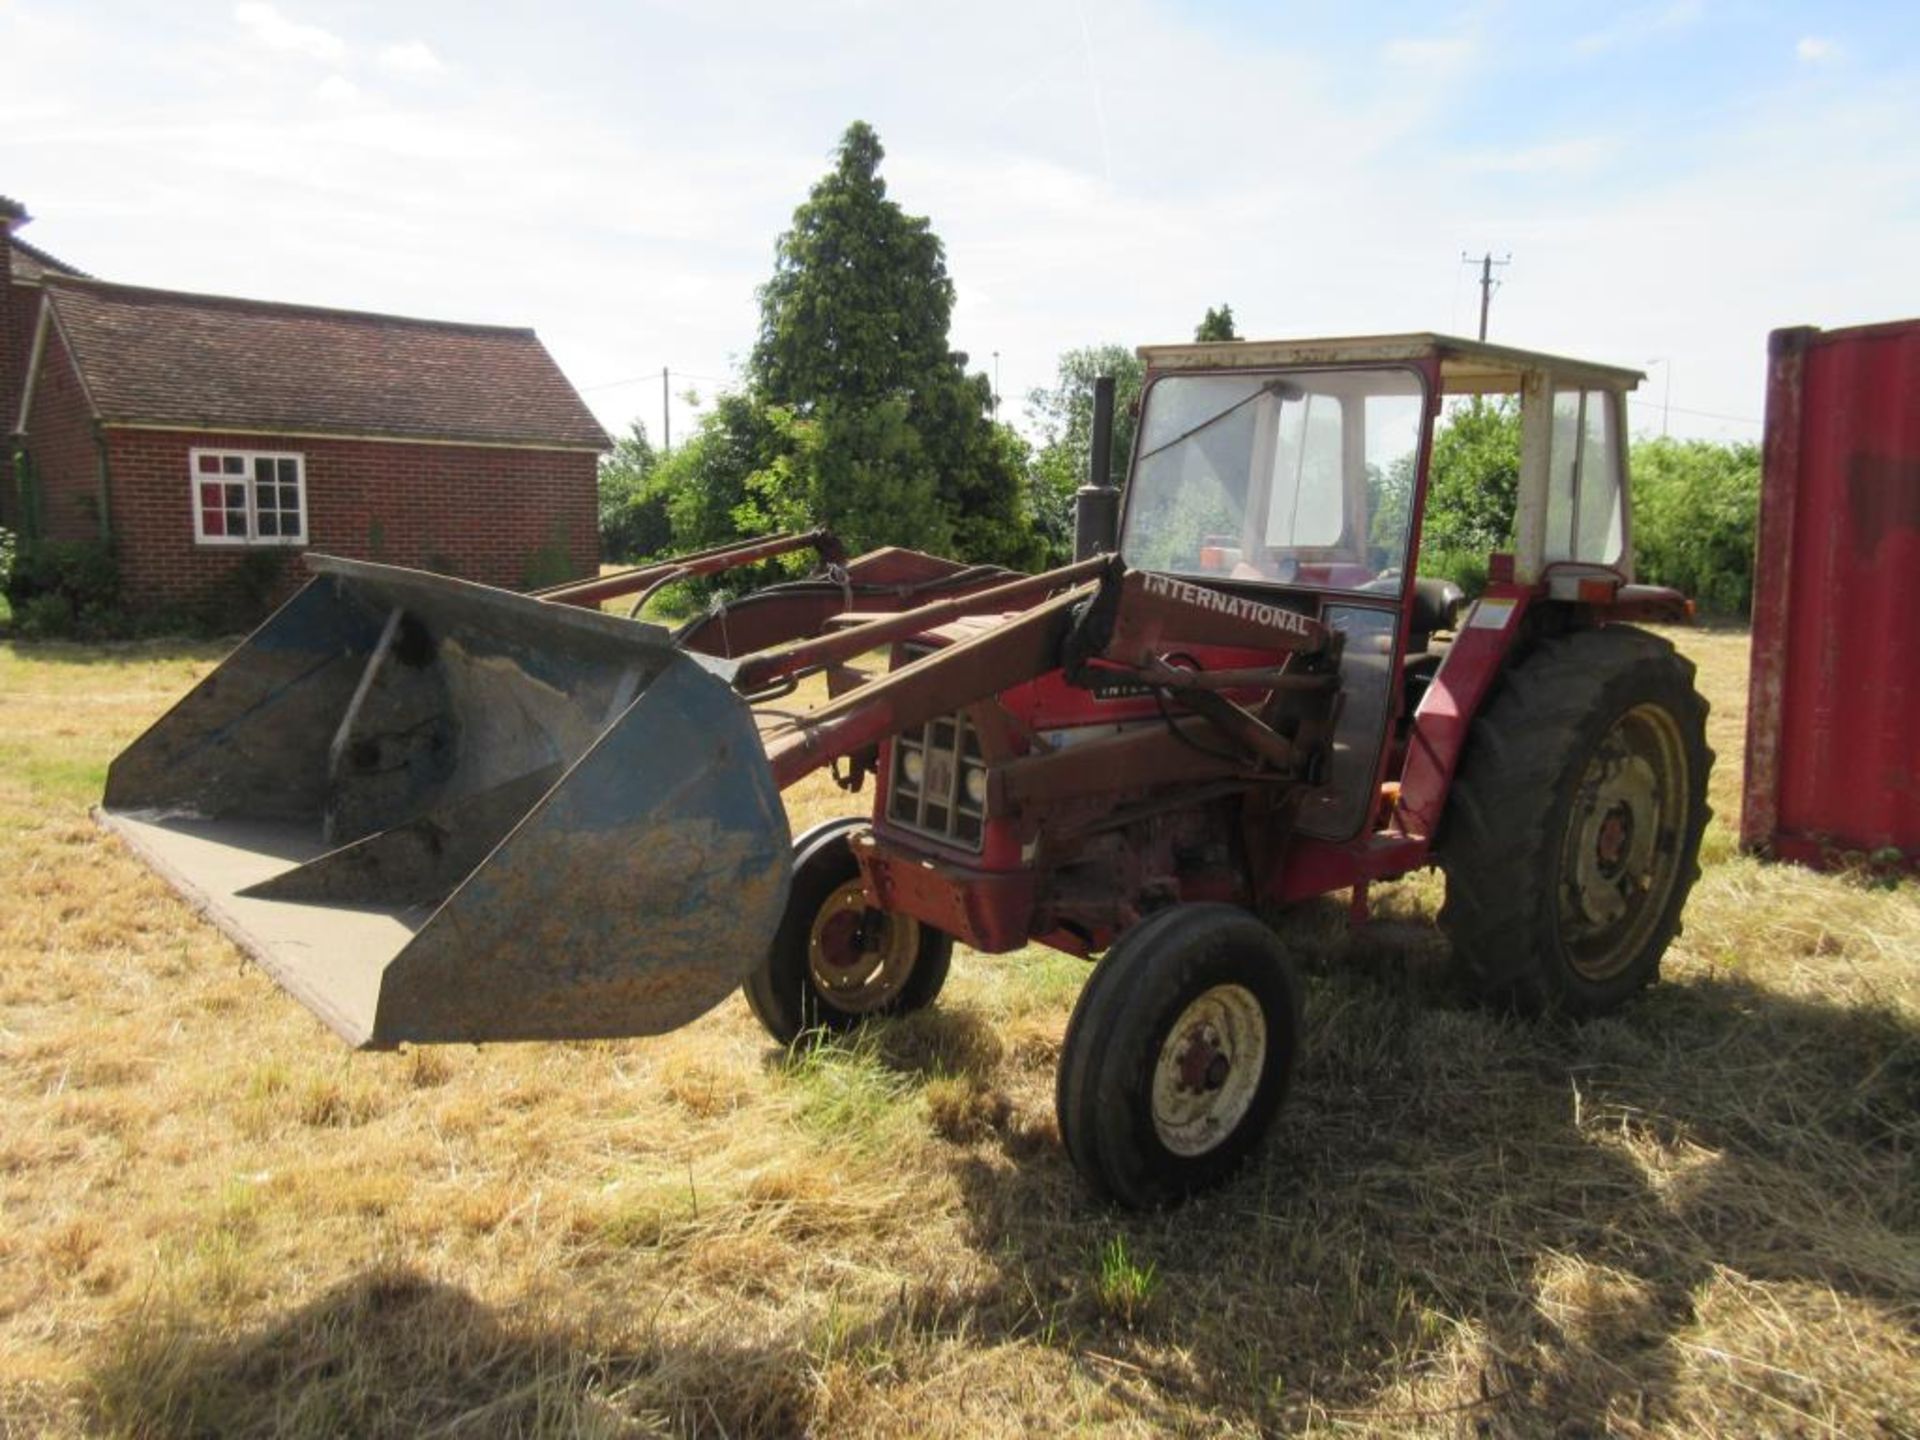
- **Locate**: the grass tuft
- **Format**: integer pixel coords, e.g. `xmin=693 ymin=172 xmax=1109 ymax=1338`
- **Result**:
xmin=1094 ymin=1235 xmax=1159 ymax=1328
xmin=774 ymin=1030 xmax=914 ymax=1145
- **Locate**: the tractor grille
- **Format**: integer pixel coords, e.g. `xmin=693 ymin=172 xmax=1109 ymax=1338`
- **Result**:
xmin=887 ymin=710 xmax=987 ymax=851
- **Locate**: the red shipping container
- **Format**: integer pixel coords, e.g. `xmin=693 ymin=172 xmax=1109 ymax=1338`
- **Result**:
xmin=1743 ymin=319 xmax=1920 ymax=873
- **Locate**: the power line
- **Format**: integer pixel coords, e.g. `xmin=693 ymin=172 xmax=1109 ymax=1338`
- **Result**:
xmin=1654 ymin=402 xmax=1763 ymax=428
xmin=582 ymin=368 xmax=731 ymax=393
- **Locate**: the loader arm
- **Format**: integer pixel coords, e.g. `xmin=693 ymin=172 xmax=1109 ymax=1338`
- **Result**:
xmin=532 ymin=529 xmax=845 ymax=609
xmin=760 ymin=558 xmax=1337 ymax=789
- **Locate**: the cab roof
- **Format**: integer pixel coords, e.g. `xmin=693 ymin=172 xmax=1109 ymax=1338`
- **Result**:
xmin=1136 ymin=332 xmax=1644 ymax=395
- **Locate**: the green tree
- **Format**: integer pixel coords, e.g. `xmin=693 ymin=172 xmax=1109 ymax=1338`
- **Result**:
xmin=1630 ymin=436 xmax=1760 ymax=614
xmin=597 ymin=421 xmax=667 ymax=562
xmin=1415 ymin=397 xmax=1521 ymax=589
xmin=1194 ymin=304 xmax=1239 ymax=342
xmin=1024 ymin=344 xmax=1146 ymax=565
xmin=753 ymin=121 xmax=950 ymax=409
xmin=648 ymin=392 xmax=781 ymax=555
xmin=749 ymin=120 xmax=1034 ymax=567
xmin=738 ymin=400 xmax=952 ymax=556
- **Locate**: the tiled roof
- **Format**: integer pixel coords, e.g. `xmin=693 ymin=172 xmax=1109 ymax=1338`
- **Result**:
xmin=9 ymin=236 xmax=88 ymax=282
xmin=42 ymin=276 xmax=610 ymax=450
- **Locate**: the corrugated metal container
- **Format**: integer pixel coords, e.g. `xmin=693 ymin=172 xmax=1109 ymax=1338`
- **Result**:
xmin=1742 ymin=319 xmax=1920 ymax=873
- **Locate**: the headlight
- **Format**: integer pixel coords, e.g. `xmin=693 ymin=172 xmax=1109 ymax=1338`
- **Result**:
xmin=900 ymin=749 xmax=925 ymax=787
xmin=963 ymin=767 xmax=988 ymax=807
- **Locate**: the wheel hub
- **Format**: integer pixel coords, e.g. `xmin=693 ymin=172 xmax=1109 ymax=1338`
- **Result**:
xmin=1571 ymin=753 xmax=1661 ymax=928
xmin=1150 ymin=985 xmax=1267 ymax=1157
xmin=1558 ymin=702 xmax=1690 ymax=981
xmin=806 ymin=880 xmax=919 ymax=1013
xmin=1173 ymin=1023 xmax=1231 ymax=1093
xmin=815 ymin=907 xmax=872 ymax=967
xmin=1595 ymin=804 xmax=1632 ymax=874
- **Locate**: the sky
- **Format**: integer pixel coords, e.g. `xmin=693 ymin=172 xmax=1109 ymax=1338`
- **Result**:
xmin=3 ymin=0 xmax=1916 ymax=450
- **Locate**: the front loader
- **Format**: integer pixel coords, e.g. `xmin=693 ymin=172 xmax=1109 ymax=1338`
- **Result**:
xmin=100 ymin=332 xmax=1711 ymax=1208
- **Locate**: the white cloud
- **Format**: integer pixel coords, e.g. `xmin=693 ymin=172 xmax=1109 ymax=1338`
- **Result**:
xmin=1382 ymin=36 xmax=1473 ymax=72
xmin=378 ymin=40 xmax=445 ymax=76
xmin=232 ymin=2 xmax=345 ymax=62
xmin=313 ymin=73 xmax=359 ymax=105
xmin=1454 ymin=138 xmax=1617 ymax=176
xmin=1796 ymin=36 xmax=1841 ymax=63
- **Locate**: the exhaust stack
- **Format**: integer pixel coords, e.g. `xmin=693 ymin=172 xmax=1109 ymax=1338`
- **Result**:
xmin=1073 ymin=374 xmax=1120 ymax=561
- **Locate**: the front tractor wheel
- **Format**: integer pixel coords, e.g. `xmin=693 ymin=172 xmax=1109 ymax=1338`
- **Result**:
xmin=1055 ymin=905 xmax=1303 ymax=1208
xmin=744 ymin=818 xmax=953 ymax=1045
xmin=1440 ymin=624 xmax=1712 ymax=1017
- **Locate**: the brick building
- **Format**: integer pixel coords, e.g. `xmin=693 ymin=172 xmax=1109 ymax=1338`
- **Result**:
xmin=2 ymin=196 xmax=608 ymax=611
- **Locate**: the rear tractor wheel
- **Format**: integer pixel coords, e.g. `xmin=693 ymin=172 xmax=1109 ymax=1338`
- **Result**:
xmin=744 ymin=818 xmax=953 ymax=1045
xmin=1055 ymin=904 xmax=1303 ymax=1208
xmin=1440 ymin=624 xmax=1712 ymax=1016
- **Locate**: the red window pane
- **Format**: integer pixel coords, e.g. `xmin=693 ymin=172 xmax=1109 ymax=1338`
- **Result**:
xmin=197 ymin=454 xmax=220 ymax=474
xmin=202 ymin=508 xmax=225 ymax=536
xmin=199 ymin=483 xmax=221 ymax=506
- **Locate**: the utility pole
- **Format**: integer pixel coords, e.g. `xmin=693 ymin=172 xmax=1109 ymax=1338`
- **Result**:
xmin=1461 ymin=251 xmax=1511 ymax=341
xmin=661 ymin=367 xmax=670 ymax=452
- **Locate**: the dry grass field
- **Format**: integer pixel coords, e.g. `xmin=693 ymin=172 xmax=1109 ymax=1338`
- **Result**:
xmin=1 ymin=623 xmax=1915 ymax=1438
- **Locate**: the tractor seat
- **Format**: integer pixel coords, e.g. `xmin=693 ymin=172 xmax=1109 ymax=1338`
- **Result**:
xmin=1354 ymin=573 xmax=1468 ymax=639
xmin=1410 ymin=577 xmax=1467 ymax=637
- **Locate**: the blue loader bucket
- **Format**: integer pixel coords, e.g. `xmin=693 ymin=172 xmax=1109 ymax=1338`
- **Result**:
xmin=97 ymin=556 xmax=792 ymax=1048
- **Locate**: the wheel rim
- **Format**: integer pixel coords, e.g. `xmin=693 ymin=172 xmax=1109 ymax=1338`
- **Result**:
xmin=806 ymin=880 xmax=920 ymax=1014
xmin=1557 ymin=701 xmax=1690 ymax=982
xmin=1149 ymin=984 xmax=1268 ymax=1157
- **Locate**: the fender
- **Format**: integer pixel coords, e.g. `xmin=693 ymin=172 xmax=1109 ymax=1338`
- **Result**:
xmin=1394 ymin=585 xmax=1535 ymax=842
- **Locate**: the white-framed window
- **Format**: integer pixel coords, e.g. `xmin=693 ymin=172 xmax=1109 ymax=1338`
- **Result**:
xmin=191 ymin=448 xmax=308 ymax=546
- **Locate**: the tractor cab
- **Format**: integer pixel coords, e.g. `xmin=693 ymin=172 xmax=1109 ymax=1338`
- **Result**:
xmin=1123 ymin=332 xmax=1645 ymax=594
xmin=1110 ymin=334 xmax=1653 ymax=841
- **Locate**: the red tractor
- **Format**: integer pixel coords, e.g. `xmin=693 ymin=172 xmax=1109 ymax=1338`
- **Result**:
xmin=101 ymin=332 xmax=1711 ymax=1207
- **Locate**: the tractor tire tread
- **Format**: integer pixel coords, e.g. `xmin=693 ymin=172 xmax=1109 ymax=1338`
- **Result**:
xmin=1057 ymin=904 xmax=1302 ymax=1208
xmin=1438 ymin=624 xmax=1713 ymax=1017
xmin=744 ymin=817 xmax=953 ymax=1045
